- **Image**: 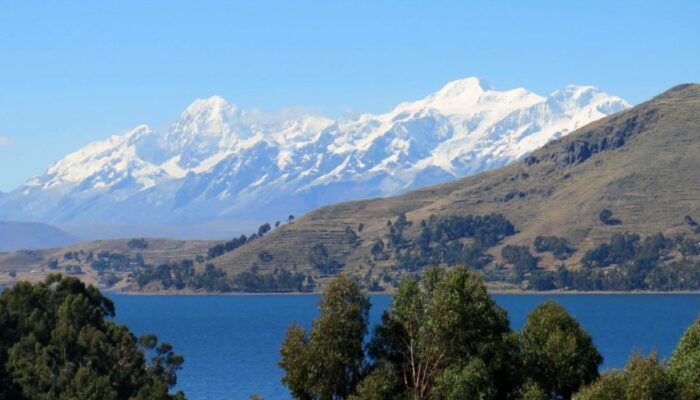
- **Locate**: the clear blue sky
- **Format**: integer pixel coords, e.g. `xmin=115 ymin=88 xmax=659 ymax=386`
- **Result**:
xmin=0 ymin=0 xmax=698 ymax=191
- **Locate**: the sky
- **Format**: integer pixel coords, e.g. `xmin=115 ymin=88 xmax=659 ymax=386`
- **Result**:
xmin=0 ymin=0 xmax=698 ymax=191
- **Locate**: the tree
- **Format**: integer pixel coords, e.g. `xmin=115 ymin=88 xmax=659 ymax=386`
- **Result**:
xmin=288 ymin=215 xmax=296 ymax=223
xmin=534 ymin=236 xmax=574 ymax=260
xmin=599 ymin=209 xmax=621 ymax=225
xmin=0 ymin=274 xmax=185 ymax=400
xmin=574 ymin=354 xmax=677 ymax=400
xmin=127 ymin=238 xmax=149 ymax=249
xmin=279 ymin=275 xmax=370 ymax=400
xmin=367 ymin=266 xmax=518 ymax=399
xmin=347 ymin=362 xmax=401 ymax=400
xmin=258 ymin=223 xmax=272 ymax=237
xmin=308 ymin=243 xmax=341 ymax=274
xmin=501 ymin=245 xmax=539 ymax=277
xmin=279 ymin=325 xmax=313 ymax=400
xmin=520 ymin=301 xmax=602 ymax=399
xmin=623 ymin=354 xmax=678 ymax=400
xmin=572 ymin=372 xmax=626 ymax=400
xmin=669 ymin=317 xmax=700 ymax=399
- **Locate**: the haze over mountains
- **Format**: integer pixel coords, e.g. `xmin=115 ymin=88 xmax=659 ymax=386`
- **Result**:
xmin=0 ymin=221 xmax=79 ymax=252
xmin=0 ymin=78 xmax=628 ymax=238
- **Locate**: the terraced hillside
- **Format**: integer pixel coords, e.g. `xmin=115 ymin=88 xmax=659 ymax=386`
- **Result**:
xmin=212 ymin=84 xmax=700 ymax=291
xmin=0 ymin=238 xmax=218 ymax=289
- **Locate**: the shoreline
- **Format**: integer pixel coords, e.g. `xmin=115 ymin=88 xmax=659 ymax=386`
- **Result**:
xmin=106 ymin=289 xmax=700 ymax=296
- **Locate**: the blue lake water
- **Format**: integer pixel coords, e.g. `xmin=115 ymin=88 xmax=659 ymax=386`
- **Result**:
xmin=110 ymin=294 xmax=700 ymax=400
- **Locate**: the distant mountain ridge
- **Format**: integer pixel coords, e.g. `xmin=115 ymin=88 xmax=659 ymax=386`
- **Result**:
xmin=0 ymin=221 xmax=80 ymax=252
xmin=0 ymin=77 xmax=628 ymax=230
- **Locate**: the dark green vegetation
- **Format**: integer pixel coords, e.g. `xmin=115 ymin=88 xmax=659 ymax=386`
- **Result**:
xmin=0 ymin=275 xmax=185 ymax=399
xmin=279 ymin=270 xmax=700 ymax=400
xmin=132 ymin=261 xmax=314 ymax=293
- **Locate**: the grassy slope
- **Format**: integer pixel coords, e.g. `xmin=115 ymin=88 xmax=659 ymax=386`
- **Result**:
xmin=213 ymin=84 xmax=700 ymax=287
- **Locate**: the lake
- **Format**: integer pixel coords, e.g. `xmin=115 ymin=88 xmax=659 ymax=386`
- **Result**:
xmin=110 ymin=294 xmax=700 ymax=399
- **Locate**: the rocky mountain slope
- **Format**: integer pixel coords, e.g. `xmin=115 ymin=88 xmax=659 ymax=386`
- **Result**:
xmin=0 ymin=78 xmax=627 ymax=232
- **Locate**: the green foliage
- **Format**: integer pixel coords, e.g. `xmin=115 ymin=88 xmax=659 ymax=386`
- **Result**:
xmin=258 ymin=223 xmax=272 ymax=237
xmin=258 ymin=250 xmax=274 ymax=262
xmin=532 ymin=232 xmax=700 ymax=291
xmin=0 ymin=275 xmax=185 ymax=400
xmin=501 ymin=245 xmax=539 ymax=278
xmin=279 ymin=275 xmax=370 ymax=400
xmin=133 ymin=260 xmax=196 ymax=290
xmin=599 ymin=209 xmax=621 ymax=225
xmin=520 ymin=301 xmax=602 ymax=398
xmin=308 ymin=243 xmax=343 ymax=274
xmin=574 ymin=354 xmax=678 ymax=400
xmin=207 ymin=234 xmax=248 ymax=259
xmin=344 ymin=226 xmax=360 ymax=247
xmin=432 ymin=358 xmax=498 ymax=400
xmin=90 ymin=250 xmax=144 ymax=273
xmin=669 ymin=317 xmax=700 ymax=399
xmin=572 ymin=372 xmax=626 ymax=400
xmin=390 ymin=213 xmax=517 ymax=272
xmin=232 ymin=268 xmax=312 ymax=293
xmin=347 ymin=362 xmax=401 ymax=400
xmin=370 ymin=239 xmax=387 ymax=261
xmin=518 ymin=380 xmax=549 ymax=400
xmin=133 ymin=261 xmax=313 ymax=293
xmin=534 ymin=235 xmax=574 ymax=260
xmin=279 ymin=324 xmax=312 ymax=400
xmin=367 ymin=266 xmax=518 ymax=399
xmin=127 ymin=238 xmax=149 ymax=249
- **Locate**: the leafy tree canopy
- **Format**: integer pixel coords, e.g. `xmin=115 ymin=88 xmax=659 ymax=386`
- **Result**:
xmin=0 ymin=275 xmax=185 ymax=400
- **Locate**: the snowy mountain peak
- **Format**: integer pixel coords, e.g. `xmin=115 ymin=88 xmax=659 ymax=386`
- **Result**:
xmin=548 ymin=85 xmax=630 ymax=114
xmin=394 ymin=77 xmax=545 ymax=117
xmin=173 ymin=95 xmax=241 ymax=137
xmin=0 ymin=78 xmax=630 ymax=228
xmin=180 ymin=96 xmax=236 ymax=121
xmin=436 ymin=77 xmax=493 ymax=96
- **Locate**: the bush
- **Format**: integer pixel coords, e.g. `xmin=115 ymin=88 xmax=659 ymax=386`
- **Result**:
xmin=308 ymin=243 xmax=342 ymax=274
xmin=127 ymin=238 xmax=149 ymax=249
xmin=534 ymin=235 xmax=574 ymax=259
xmin=501 ymin=245 xmax=539 ymax=277
xmin=599 ymin=209 xmax=621 ymax=225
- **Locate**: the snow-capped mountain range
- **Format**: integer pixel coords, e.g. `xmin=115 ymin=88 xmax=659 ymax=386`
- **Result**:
xmin=0 ymin=77 xmax=628 ymax=234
